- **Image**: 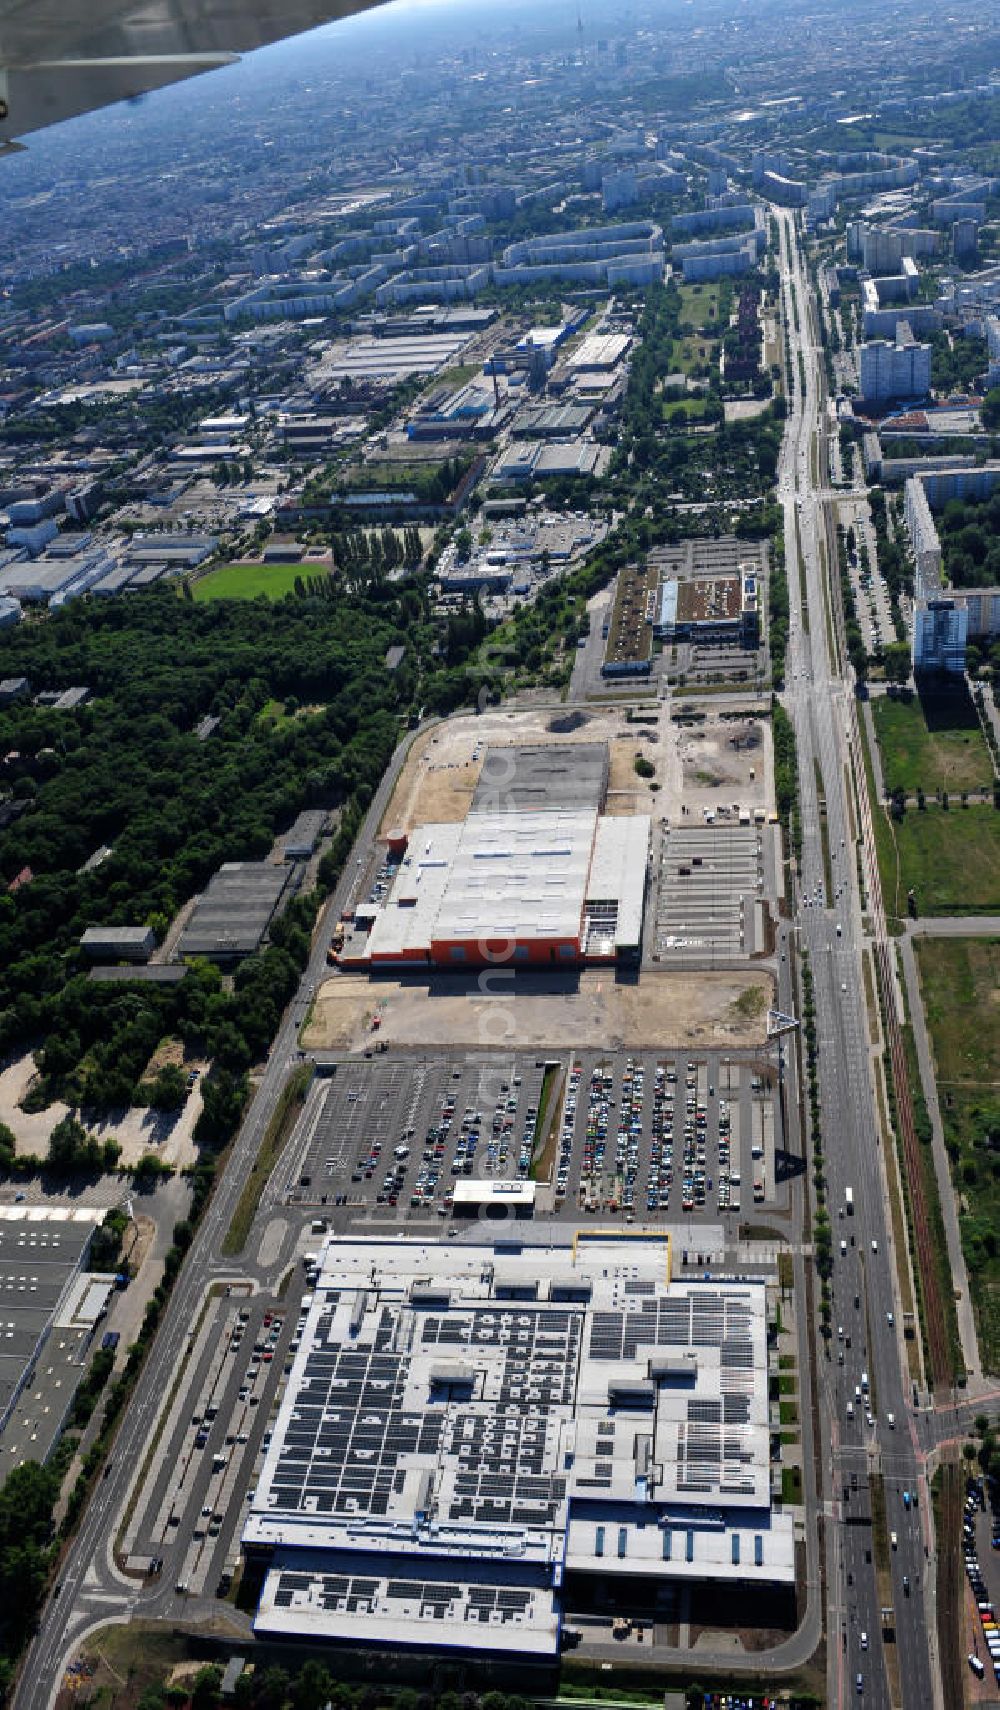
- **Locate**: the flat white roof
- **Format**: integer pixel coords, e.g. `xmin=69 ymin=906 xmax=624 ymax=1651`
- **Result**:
xmin=569 ymin=332 xmax=632 ymax=370
xmin=365 ymin=806 xmax=650 ymax=960
xmin=564 ymin=1517 xmax=792 ymax=1580
xmin=244 ymin=1235 xmax=792 ymax=1659
xmin=255 ymin=1558 xmax=559 ymax=1655
xmin=433 ymin=807 xmax=597 ymax=944
xmin=586 ymin=815 xmax=651 ymax=951
xmin=365 ymin=822 xmax=462 ymax=961
xmin=451 ymin=1179 xmax=536 ymax=1207
xmin=320 ymin=333 xmax=471 ymax=382
xmin=54 ymin=1272 xmax=114 ymax=1330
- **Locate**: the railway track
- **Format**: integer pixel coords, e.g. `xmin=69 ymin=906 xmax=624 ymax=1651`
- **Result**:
xmin=936 ymin=1457 xmax=965 ymax=1710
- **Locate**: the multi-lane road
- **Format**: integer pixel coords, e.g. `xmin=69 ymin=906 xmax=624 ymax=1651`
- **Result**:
xmin=17 ymin=216 xmax=979 ymax=1710
xmin=775 ymin=206 xmax=940 ymax=1708
xmin=13 ymin=721 xmax=434 ymax=1710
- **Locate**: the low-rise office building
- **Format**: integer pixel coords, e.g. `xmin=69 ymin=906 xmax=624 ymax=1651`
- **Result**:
xmin=656 ymin=567 xmax=760 ymax=649
xmin=79 ymin=925 xmax=156 ymax=963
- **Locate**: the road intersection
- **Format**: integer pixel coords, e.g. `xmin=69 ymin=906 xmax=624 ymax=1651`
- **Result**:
xmin=15 ymin=214 xmax=985 ymax=1710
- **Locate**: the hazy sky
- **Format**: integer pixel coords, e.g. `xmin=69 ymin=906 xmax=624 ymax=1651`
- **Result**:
xmin=0 ymin=0 xmax=694 ymax=194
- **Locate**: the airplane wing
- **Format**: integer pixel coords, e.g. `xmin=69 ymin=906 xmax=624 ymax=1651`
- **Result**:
xmin=0 ymin=0 xmax=391 ymax=150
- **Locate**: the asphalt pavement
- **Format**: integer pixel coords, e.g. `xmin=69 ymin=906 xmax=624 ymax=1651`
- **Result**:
xmin=15 ymin=717 xmax=436 ymax=1710
xmin=775 ymin=205 xmax=937 ymax=1710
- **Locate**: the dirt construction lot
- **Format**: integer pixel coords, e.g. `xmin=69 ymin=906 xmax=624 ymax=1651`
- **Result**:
xmin=383 ymin=704 xmax=770 ymax=836
xmin=0 ymin=1050 xmax=204 ymax=1169
xmin=381 ymin=704 xmax=680 ymax=832
xmin=676 ymin=711 xmax=773 ymax=823
xmin=303 ymin=968 xmax=774 ymax=1055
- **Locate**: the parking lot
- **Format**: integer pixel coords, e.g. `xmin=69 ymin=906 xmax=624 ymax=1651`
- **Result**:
xmin=676 ymin=637 xmax=768 ymax=688
xmin=285 ymin=1053 xmax=548 ymax=1221
xmin=839 ymin=495 xmax=895 ymax=653
xmin=285 ymin=1047 xmax=786 ymax=1230
xmin=123 ymin=1290 xmax=296 ymax=1599
xmin=553 ymin=1049 xmax=782 ymax=1223
xmin=653 ymin=822 xmax=776 ymax=963
xmin=964 ymin=1476 xmax=1000 ymax=1689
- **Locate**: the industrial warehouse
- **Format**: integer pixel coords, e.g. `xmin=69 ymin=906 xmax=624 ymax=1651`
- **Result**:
xmin=243 ymin=1235 xmax=794 ymax=1662
xmin=0 ymin=1207 xmax=111 ymax=1465
xmin=342 ymin=743 xmax=650 ymax=968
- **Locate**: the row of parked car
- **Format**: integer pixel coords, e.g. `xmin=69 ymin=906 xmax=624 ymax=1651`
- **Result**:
xmin=353 ymin=1075 xmax=540 ymax=1215
xmin=964 ymin=1477 xmax=1000 ymax=1682
xmin=572 ymin=1058 xmax=712 ymax=1218
xmin=574 ymin=1058 xmax=651 ymax=1217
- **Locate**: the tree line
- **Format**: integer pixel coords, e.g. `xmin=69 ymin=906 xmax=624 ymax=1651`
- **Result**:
xmin=938 ymin=487 xmax=1000 ymax=591
xmin=0 ymin=580 xmax=485 ymax=1117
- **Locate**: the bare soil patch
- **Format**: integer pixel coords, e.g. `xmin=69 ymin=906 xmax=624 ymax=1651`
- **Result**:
xmin=303 ymin=968 xmax=774 ymax=1055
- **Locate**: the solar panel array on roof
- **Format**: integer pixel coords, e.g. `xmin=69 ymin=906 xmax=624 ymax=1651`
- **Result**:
xmin=246 ymin=1239 xmax=793 ymax=1659
xmin=262 ymin=1564 xmax=548 ymax=1646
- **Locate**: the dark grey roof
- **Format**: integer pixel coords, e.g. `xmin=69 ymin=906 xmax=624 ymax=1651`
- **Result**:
xmin=177 ymin=862 xmax=289 ymax=959
xmin=472 ymin=742 xmax=609 ymax=816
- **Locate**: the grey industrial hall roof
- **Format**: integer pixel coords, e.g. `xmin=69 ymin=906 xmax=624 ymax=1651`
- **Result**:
xmin=89 ymin=964 xmax=190 ymax=984
xmin=177 ymin=862 xmax=289 ymax=958
xmin=280 ymin=810 xmax=327 ymax=857
xmin=471 ymin=743 xmax=609 ymax=816
xmin=0 ymin=1210 xmax=97 ymax=1428
xmin=80 ymin=925 xmax=154 ymax=948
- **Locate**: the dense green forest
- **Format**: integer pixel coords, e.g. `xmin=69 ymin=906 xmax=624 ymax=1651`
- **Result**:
xmin=0 ymin=1461 xmax=62 ymax=1700
xmin=938 ymin=488 xmax=1000 ymax=589
xmin=930 ymin=329 xmax=988 ymax=397
xmin=0 ymin=581 xmax=487 ymax=1117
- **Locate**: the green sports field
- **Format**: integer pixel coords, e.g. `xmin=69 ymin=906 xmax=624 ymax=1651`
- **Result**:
xmin=192 ymin=562 xmax=316 ymax=602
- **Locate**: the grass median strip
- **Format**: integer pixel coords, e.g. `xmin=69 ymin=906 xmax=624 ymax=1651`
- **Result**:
xmin=814 ymin=758 xmax=834 ymax=906
xmin=531 ymin=1061 xmax=564 ymax=1183
xmin=222 ymin=1062 xmax=314 ymax=1255
xmin=871 ymin=1465 xmax=904 ymax=1704
xmin=874 ymin=1059 xmax=921 ymax=1384
xmin=934 ymin=1460 xmax=964 ymax=1710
